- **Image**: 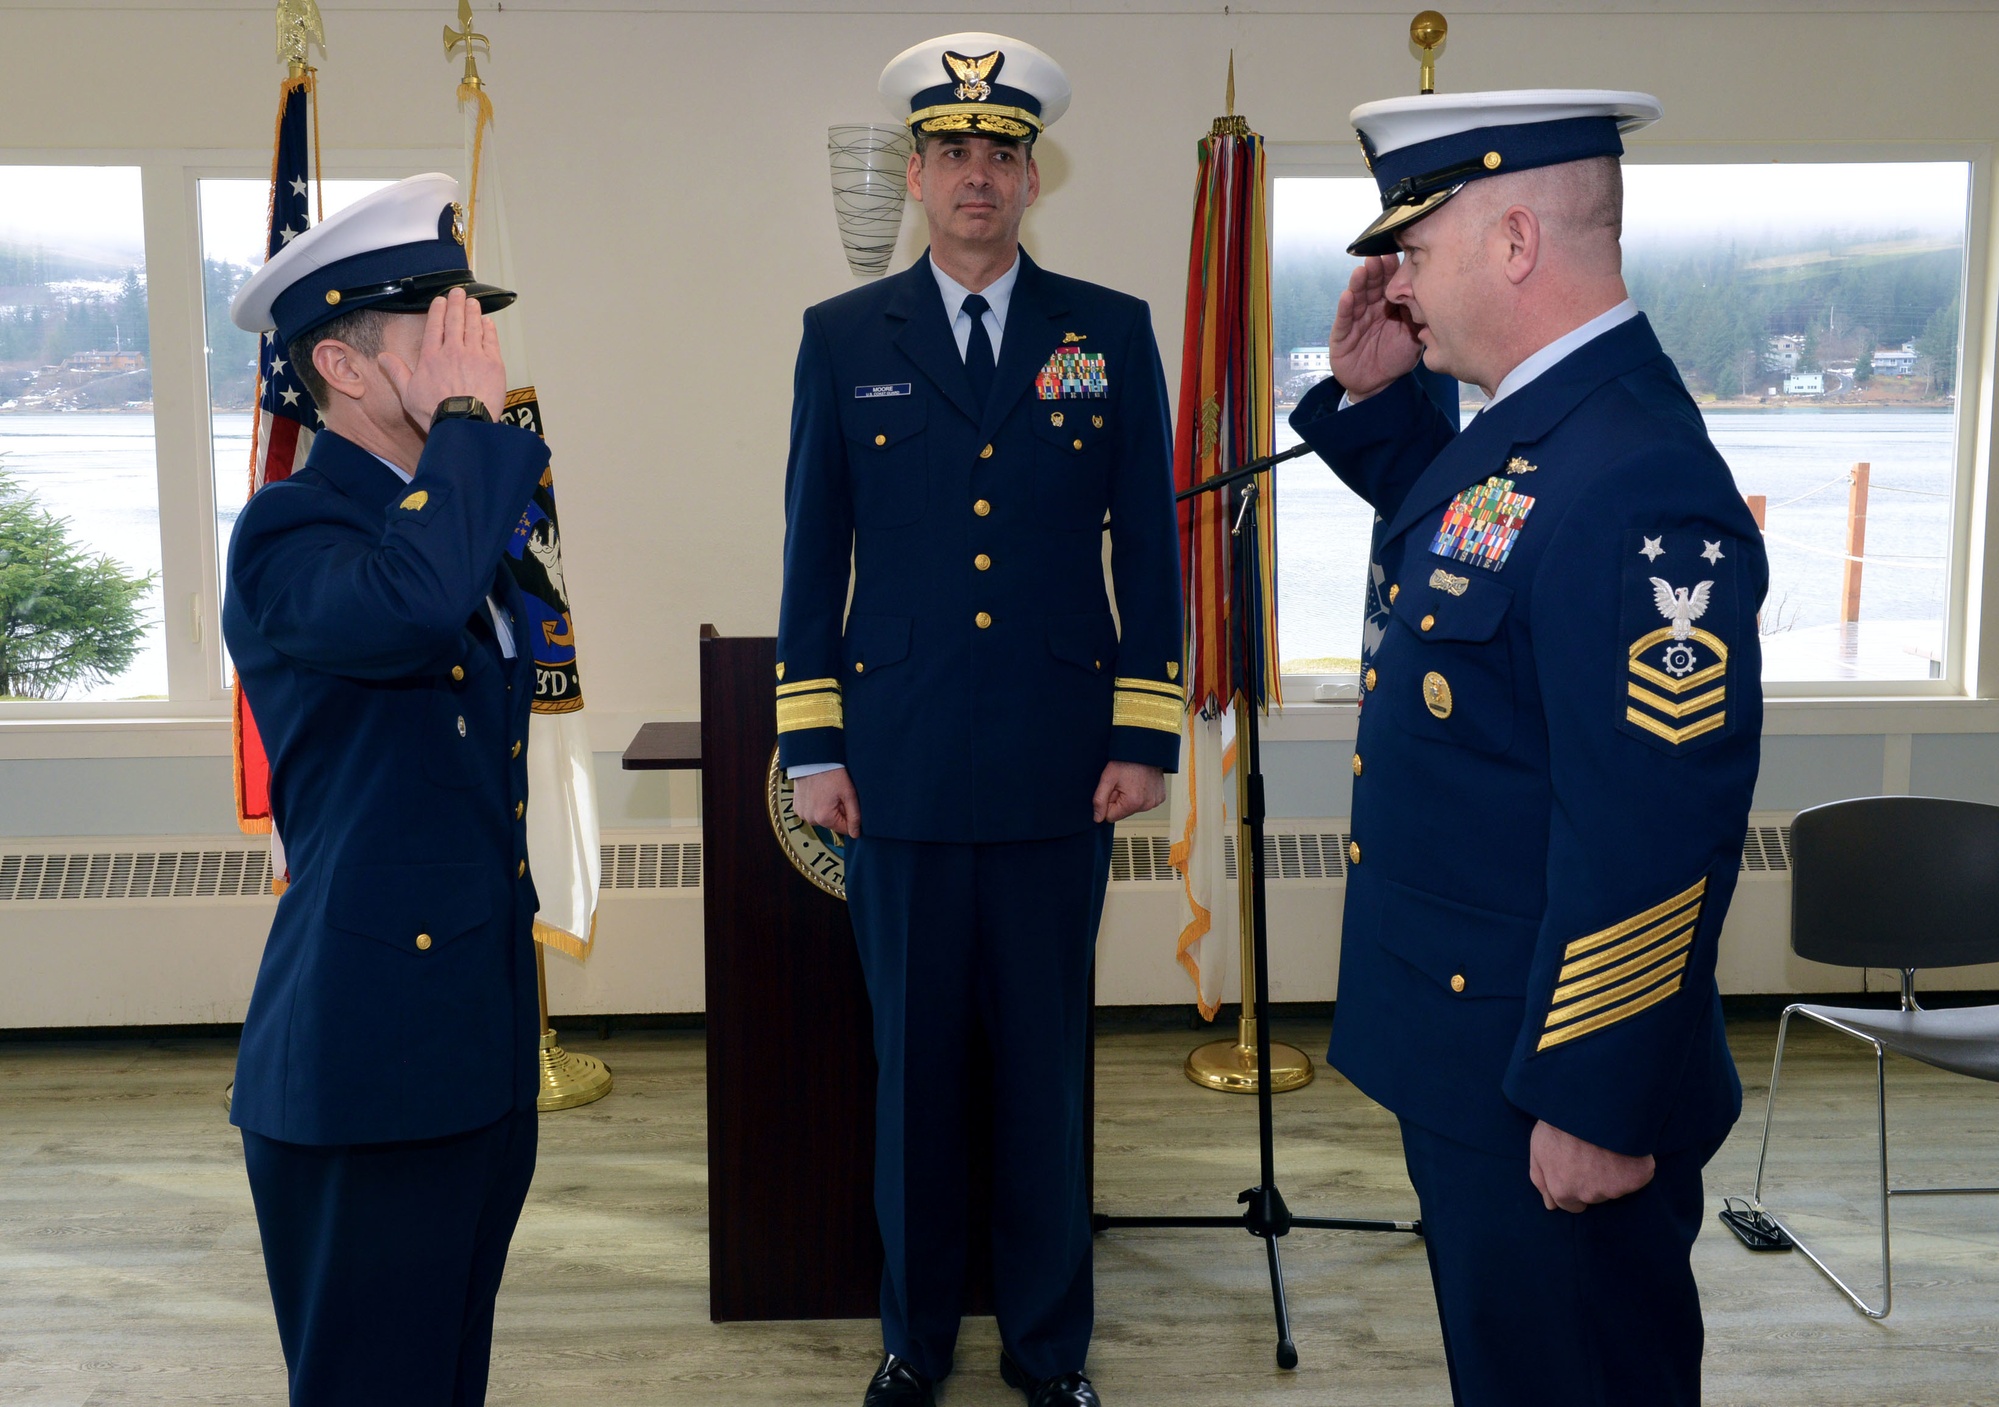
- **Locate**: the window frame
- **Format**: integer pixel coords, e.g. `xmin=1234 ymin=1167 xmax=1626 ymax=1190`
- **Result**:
xmin=0 ymin=146 xmax=459 ymax=728
xmin=1262 ymin=137 xmax=1996 ymax=706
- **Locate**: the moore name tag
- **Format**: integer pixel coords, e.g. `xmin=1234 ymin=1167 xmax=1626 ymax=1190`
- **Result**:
xmin=854 ymin=383 xmax=913 ymax=399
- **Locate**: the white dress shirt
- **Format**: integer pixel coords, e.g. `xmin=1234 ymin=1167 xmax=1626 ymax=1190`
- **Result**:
xmin=931 ymin=253 xmax=1020 ymax=362
xmin=374 ymin=452 xmax=516 ymax=659
xmin=788 ymin=256 xmax=1023 ymax=783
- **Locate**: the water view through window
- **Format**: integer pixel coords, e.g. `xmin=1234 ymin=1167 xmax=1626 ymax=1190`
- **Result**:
xmin=0 ymin=166 xmax=162 ymax=702
xmin=1272 ymin=163 xmax=1969 ymax=685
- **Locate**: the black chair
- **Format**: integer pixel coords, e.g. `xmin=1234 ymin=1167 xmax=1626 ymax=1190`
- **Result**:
xmin=1750 ymin=795 xmax=1999 ymax=1318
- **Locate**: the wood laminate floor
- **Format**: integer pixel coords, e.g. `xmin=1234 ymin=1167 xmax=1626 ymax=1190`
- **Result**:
xmin=1 ymin=1018 xmax=1995 ymax=1405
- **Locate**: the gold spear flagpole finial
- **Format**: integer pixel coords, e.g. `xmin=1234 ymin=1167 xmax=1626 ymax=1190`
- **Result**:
xmin=1210 ymin=50 xmax=1250 ymax=138
xmin=276 ymin=0 xmax=326 ymax=78
xmin=445 ymin=0 xmax=490 ymax=90
xmin=1411 ymin=10 xmax=1447 ymax=94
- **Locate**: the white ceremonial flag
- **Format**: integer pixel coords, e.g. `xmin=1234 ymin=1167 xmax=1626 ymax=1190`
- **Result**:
xmin=1169 ymin=705 xmax=1237 ymax=1020
xmin=460 ymin=70 xmax=603 ymax=958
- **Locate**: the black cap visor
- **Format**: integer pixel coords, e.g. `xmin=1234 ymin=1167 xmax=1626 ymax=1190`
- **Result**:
xmin=1347 ymin=184 xmax=1463 ymax=257
xmin=327 ymin=268 xmax=517 ymax=320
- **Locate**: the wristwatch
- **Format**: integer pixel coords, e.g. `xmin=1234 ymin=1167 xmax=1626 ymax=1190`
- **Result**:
xmin=432 ymin=395 xmax=493 ymax=425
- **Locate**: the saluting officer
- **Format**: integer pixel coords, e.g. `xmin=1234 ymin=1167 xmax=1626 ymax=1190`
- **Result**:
xmin=1289 ymin=92 xmax=1767 ymax=1406
xmin=224 ymin=174 xmax=548 ymax=1405
xmin=777 ymin=32 xmax=1183 ymax=1407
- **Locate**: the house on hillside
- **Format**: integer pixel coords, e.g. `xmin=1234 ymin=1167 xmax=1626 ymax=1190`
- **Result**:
xmin=1288 ymin=345 xmax=1331 ymax=373
xmin=1784 ymin=372 xmax=1825 ymax=396
xmin=1872 ymin=341 xmax=1917 ymax=376
xmin=1766 ymin=334 xmax=1806 ymax=372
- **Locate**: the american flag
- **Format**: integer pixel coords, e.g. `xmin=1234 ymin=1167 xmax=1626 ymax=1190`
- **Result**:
xmin=251 ymin=78 xmax=319 ymax=494
xmin=235 ymin=72 xmax=317 ymax=847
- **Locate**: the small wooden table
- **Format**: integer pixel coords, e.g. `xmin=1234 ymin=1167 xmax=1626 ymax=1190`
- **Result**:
xmin=621 ymin=721 xmax=701 ymax=771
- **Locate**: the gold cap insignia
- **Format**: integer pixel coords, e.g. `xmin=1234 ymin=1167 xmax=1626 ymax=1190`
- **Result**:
xmin=944 ymin=49 xmax=1001 ymax=103
xmin=449 ymin=202 xmax=468 ymax=246
xmin=324 ymin=290 xmax=341 ymax=306
xmin=400 ymin=490 xmax=429 ymax=511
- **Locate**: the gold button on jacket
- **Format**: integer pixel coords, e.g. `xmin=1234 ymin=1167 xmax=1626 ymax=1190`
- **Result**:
xmin=1450 ymin=974 xmax=1466 ymax=993
xmin=1351 ymin=754 xmax=1363 ymax=777
xmin=1348 ymin=840 xmax=1362 ymax=866
xmin=974 ymin=554 xmax=991 ymax=571
xmin=1364 ymin=667 xmax=1378 ymax=691
xmin=514 ymin=801 xmax=525 ymax=819
xmin=975 ymin=611 xmax=993 ymax=629
xmin=415 ymin=932 xmax=432 ymax=951
xmin=451 ymin=664 xmax=465 ymax=681
xmin=973 ymin=498 xmax=991 ymax=517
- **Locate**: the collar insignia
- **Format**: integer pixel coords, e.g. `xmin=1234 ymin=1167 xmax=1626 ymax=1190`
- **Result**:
xmin=400 ymin=490 xmax=429 ymax=511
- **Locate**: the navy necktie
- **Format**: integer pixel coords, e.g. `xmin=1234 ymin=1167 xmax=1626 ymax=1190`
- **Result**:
xmin=961 ymin=292 xmax=996 ymax=406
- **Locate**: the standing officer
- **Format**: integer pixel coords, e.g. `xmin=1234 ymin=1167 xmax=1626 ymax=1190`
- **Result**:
xmin=777 ymin=32 xmax=1182 ymax=1407
xmin=1289 ymin=89 xmax=1767 ymax=1406
xmin=225 ymin=173 xmax=548 ymax=1405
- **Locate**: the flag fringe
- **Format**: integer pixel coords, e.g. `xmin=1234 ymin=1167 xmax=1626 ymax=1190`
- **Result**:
xmin=1168 ymin=719 xmax=1220 ymax=1022
xmin=534 ymin=911 xmax=596 ymax=961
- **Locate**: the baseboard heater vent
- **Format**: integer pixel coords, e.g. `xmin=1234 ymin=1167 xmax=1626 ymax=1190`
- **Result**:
xmin=0 ymin=848 xmax=273 ymax=902
xmin=1110 ymin=832 xmax=1354 ymax=885
xmin=1740 ymin=825 xmax=1793 ymax=873
xmin=599 ymin=841 xmax=703 ymax=891
xmin=1114 ymin=824 xmax=1790 ymax=886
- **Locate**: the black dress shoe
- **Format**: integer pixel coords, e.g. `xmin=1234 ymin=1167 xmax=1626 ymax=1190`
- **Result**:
xmin=863 ymin=1352 xmax=936 ymax=1407
xmin=1000 ymin=1349 xmax=1102 ymax=1407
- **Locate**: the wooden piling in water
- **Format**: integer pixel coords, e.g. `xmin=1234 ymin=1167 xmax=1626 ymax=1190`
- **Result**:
xmin=1840 ymin=462 xmax=1871 ymax=624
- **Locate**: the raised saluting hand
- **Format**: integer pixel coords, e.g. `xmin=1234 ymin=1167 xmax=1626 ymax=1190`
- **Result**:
xmin=1327 ymin=253 xmax=1424 ymax=403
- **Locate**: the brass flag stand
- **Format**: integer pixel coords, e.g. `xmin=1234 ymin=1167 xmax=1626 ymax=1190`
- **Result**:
xmin=1183 ymin=718 xmax=1315 ymax=1094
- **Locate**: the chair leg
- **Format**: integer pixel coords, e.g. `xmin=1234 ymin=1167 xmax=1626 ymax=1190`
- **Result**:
xmin=1750 ymin=1010 xmax=1893 ymax=1319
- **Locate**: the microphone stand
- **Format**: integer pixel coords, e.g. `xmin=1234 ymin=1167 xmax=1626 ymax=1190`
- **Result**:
xmin=1092 ymin=443 xmax=1421 ymax=1372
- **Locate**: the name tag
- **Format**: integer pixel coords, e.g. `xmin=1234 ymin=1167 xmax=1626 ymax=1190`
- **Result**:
xmin=854 ymin=383 xmax=912 ymax=399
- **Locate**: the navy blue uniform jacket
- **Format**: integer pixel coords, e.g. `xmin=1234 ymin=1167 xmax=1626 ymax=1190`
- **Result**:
xmin=1291 ymin=315 xmax=1766 ymax=1159
xmin=776 ymin=250 xmax=1183 ymax=841
xmin=224 ymin=423 xmax=549 ymax=1146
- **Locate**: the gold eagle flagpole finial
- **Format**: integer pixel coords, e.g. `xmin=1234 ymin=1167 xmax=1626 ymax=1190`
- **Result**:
xmin=444 ymin=0 xmax=490 ymax=90
xmin=276 ymin=0 xmax=326 ymax=78
xmin=1411 ymin=10 xmax=1447 ymax=94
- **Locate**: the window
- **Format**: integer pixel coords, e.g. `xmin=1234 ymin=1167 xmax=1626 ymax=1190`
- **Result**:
xmin=199 ymin=178 xmax=390 ymax=685
xmin=1271 ymin=162 xmax=1973 ymax=690
xmin=0 ymin=166 xmax=162 ymax=702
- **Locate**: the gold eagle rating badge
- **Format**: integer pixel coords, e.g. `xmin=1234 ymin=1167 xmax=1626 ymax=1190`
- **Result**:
xmin=1622 ymin=532 xmax=1734 ymax=751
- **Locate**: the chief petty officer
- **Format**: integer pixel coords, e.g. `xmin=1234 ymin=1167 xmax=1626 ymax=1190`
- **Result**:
xmin=1288 ymin=89 xmax=1768 ymax=1406
xmin=225 ymin=174 xmax=549 ymax=1405
xmin=777 ymin=32 xmax=1183 ymax=1407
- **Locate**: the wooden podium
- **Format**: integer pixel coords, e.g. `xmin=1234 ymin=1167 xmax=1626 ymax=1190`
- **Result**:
xmin=644 ymin=627 xmax=1094 ymax=1321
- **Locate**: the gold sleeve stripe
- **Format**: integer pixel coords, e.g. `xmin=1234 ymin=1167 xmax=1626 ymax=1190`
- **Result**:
xmin=1564 ymin=878 xmax=1707 ymax=961
xmin=1114 ymin=676 xmax=1187 ymax=700
xmin=1627 ymin=682 xmax=1726 ymax=721
xmin=1559 ymin=903 xmax=1700 ymax=982
xmin=776 ymin=693 xmax=844 ymax=733
xmin=1625 ymin=708 xmax=1728 ymax=747
xmin=776 ymin=677 xmax=842 ymax=698
xmin=1552 ymin=927 xmax=1695 ymax=1004
xmin=1543 ymin=950 xmax=1689 ymax=1032
xmin=1114 ymin=689 xmax=1184 ymax=734
xmin=1538 ymin=974 xmax=1684 ymax=1051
